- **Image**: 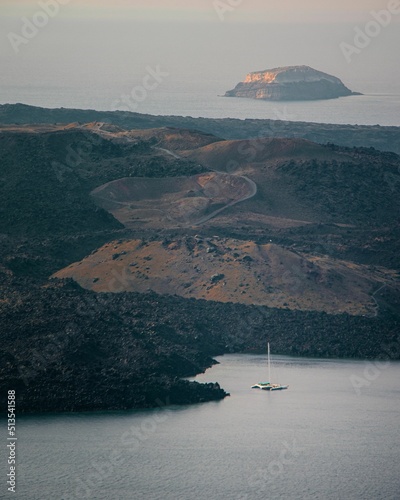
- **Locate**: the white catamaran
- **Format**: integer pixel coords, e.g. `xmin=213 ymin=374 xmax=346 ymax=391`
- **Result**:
xmin=251 ymin=343 xmax=288 ymax=391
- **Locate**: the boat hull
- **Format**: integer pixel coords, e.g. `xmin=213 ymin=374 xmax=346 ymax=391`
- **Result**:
xmin=262 ymin=385 xmax=289 ymax=391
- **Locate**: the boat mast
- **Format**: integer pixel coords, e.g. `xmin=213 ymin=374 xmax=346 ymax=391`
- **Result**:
xmin=267 ymin=342 xmax=271 ymax=383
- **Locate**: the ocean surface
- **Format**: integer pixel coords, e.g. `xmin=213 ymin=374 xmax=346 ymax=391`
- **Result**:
xmin=11 ymin=354 xmax=400 ymax=500
xmin=2 ymin=81 xmax=400 ymax=127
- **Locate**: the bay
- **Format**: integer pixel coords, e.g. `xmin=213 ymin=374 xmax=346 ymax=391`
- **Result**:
xmin=10 ymin=354 xmax=400 ymax=500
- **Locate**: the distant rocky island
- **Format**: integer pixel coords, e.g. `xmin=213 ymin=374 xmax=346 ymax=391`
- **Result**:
xmin=225 ymin=65 xmax=361 ymax=101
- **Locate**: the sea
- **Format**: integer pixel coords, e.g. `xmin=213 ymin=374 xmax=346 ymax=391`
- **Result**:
xmin=2 ymin=80 xmax=400 ymax=127
xmin=11 ymin=354 xmax=400 ymax=500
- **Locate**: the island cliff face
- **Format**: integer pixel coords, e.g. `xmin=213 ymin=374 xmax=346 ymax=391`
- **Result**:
xmin=225 ymin=66 xmax=359 ymax=101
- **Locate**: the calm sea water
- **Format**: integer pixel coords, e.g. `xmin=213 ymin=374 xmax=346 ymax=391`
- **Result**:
xmin=10 ymin=354 xmax=400 ymax=500
xmin=2 ymin=82 xmax=400 ymax=127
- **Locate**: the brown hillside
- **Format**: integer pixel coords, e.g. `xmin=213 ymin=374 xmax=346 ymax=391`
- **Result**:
xmin=53 ymin=237 xmax=399 ymax=317
xmin=181 ymin=137 xmax=349 ymax=172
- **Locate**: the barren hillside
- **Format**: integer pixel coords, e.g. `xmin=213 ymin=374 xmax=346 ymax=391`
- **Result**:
xmin=53 ymin=236 xmax=399 ymax=317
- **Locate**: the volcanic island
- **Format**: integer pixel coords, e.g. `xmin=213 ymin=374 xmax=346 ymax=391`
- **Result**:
xmin=225 ymin=65 xmax=361 ymax=101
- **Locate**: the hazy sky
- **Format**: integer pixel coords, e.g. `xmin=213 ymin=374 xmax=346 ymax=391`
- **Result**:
xmin=2 ymin=0 xmax=400 ymax=22
xmin=1 ymin=0 xmax=399 ymax=110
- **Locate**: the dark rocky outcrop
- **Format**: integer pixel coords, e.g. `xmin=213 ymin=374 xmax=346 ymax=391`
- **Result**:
xmin=225 ymin=66 xmax=360 ymax=101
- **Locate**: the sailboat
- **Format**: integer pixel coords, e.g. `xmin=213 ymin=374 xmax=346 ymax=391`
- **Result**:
xmin=251 ymin=343 xmax=288 ymax=391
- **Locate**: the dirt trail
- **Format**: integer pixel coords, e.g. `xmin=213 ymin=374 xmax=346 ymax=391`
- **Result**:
xmin=156 ymin=146 xmax=258 ymax=225
xmin=88 ymin=128 xmax=258 ymax=226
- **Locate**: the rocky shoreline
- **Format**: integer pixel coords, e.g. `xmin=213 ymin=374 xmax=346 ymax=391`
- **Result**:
xmin=1 ymin=274 xmax=398 ymax=414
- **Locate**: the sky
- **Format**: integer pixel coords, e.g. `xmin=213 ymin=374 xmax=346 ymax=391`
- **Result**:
xmin=1 ymin=0 xmax=399 ymax=110
xmin=2 ymin=0 xmax=400 ymax=22
xmin=0 ymin=0 xmax=398 ymax=23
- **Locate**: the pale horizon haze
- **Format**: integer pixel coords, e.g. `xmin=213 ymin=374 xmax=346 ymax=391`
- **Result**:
xmin=1 ymin=0 xmax=399 ymax=118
